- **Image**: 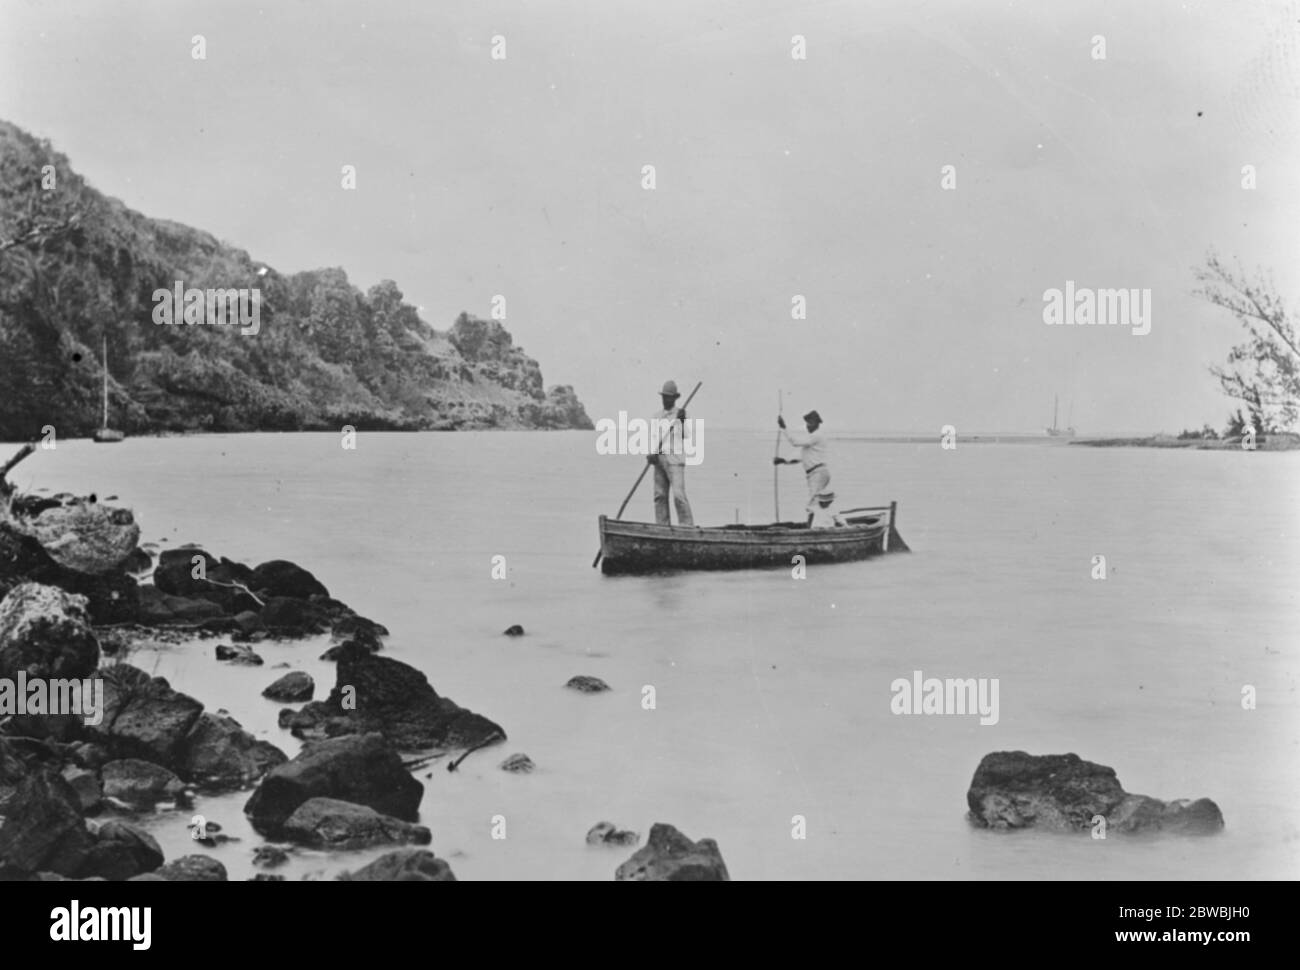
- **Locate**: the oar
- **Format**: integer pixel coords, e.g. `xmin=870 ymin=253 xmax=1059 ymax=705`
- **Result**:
xmin=773 ymin=390 xmax=782 ymax=522
xmin=592 ymin=380 xmax=702 ymax=568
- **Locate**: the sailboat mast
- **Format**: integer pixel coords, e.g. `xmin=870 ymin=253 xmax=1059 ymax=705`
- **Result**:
xmin=102 ymin=335 xmax=109 ymax=429
xmin=1053 ymin=394 xmax=1058 ymax=431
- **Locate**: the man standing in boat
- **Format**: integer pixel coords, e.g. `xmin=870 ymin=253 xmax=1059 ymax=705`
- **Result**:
xmin=649 ymin=380 xmax=694 ymax=526
xmin=776 ymin=410 xmax=830 ymax=522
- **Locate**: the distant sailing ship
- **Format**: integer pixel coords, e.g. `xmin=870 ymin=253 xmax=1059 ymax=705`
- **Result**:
xmin=92 ymin=335 xmax=125 ymax=443
xmin=1045 ymin=394 xmax=1075 ymax=438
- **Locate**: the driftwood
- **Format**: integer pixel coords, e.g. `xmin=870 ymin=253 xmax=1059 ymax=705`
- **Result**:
xmin=0 ymin=443 xmax=35 ymax=498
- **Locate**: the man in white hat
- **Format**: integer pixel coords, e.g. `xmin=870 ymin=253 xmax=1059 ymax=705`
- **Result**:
xmin=776 ymin=409 xmax=831 ymax=524
xmin=649 ymin=380 xmax=694 ymax=526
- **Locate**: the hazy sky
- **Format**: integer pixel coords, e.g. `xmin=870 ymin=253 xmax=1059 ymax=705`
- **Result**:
xmin=3 ymin=0 xmax=1297 ymax=432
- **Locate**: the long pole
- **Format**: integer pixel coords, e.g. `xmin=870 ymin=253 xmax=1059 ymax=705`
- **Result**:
xmin=773 ymin=390 xmax=782 ymax=522
xmin=593 ymin=381 xmax=702 ymax=568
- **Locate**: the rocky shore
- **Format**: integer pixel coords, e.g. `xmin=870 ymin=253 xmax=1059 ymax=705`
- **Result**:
xmin=0 ymin=446 xmax=1226 ymax=881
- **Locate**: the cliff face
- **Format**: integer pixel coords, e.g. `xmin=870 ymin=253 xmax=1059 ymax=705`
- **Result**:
xmin=0 ymin=120 xmax=593 ymax=437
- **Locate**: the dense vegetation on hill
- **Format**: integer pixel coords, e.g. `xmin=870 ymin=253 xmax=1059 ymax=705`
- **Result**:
xmin=0 ymin=120 xmax=592 ymax=439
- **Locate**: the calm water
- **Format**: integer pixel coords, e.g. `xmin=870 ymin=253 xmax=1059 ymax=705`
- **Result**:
xmin=7 ymin=431 xmax=1299 ymax=880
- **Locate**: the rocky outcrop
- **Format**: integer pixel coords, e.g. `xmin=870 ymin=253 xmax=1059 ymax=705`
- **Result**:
xmin=279 ymin=648 xmax=505 ymax=751
xmin=243 ymin=733 xmax=423 ymax=835
xmin=280 ymin=797 xmax=432 ymax=850
xmin=614 ymin=823 xmax=730 ymax=881
xmin=5 ymin=497 xmax=140 ymax=574
xmin=0 ymin=582 xmax=100 ymax=681
xmin=341 ymin=848 xmax=456 ymax=881
xmin=965 ymin=752 xmax=1225 ymax=835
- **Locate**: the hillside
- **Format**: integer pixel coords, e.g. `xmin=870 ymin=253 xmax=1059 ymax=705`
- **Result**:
xmin=0 ymin=120 xmax=592 ymax=438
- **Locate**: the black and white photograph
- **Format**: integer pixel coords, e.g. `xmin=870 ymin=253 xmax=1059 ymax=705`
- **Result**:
xmin=0 ymin=0 xmax=1295 ymax=939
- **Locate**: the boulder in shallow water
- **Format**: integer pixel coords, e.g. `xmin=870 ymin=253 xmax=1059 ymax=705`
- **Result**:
xmin=587 ymin=821 xmax=640 ymax=847
xmin=138 ymin=585 xmax=225 ymax=625
xmin=565 ymin=675 xmax=610 ymax=693
xmin=341 ymin=848 xmax=456 ymax=881
xmin=80 ymin=820 xmax=164 ymax=880
xmin=499 ymin=753 xmax=535 ymax=774
xmin=503 ymin=624 xmax=524 ymax=637
xmin=0 ymin=582 xmax=100 ymax=681
xmin=243 ymin=732 xmax=422 ymax=834
xmin=250 ymin=560 xmax=329 ymax=600
xmin=176 ymin=711 xmax=287 ymax=791
xmin=614 ymin=823 xmax=730 ymax=881
xmin=965 ymin=751 xmax=1224 ymax=835
xmin=215 ymin=642 xmax=263 ymax=666
xmin=281 ymin=650 xmax=505 ymax=751
xmin=280 ymin=797 xmax=432 ymax=850
xmin=262 ymin=671 xmax=314 ymax=702
xmin=100 ymin=758 xmax=185 ymax=807
xmin=156 ymin=855 xmax=227 ymax=881
xmin=260 ymin=596 xmax=330 ymax=636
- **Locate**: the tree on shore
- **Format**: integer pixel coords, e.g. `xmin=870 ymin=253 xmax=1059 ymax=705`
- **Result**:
xmin=1195 ymin=253 xmax=1299 ymax=434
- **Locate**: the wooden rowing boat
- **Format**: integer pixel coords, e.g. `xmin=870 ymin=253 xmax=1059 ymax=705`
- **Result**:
xmin=597 ymin=502 xmax=909 ymax=575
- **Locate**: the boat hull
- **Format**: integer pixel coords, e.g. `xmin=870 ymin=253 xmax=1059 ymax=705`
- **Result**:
xmin=598 ymin=507 xmax=903 ymax=575
xmin=93 ymin=429 xmax=125 ymax=443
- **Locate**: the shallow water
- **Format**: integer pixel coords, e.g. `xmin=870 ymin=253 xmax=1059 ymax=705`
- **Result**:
xmin=8 ymin=431 xmax=1298 ymax=880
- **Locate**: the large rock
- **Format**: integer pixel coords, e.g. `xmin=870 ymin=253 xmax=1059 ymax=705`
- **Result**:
xmin=251 ymin=560 xmax=329 ymax=600
xmin=280 ymin=648 xmax=505 ymax=751
xmin=152 ymin=549 xmax=259 ymax=614
xmin=280 ymin=797 xmax=432 ymax=850
xmin=8 ymin=498 xmax=140 ymax=574
xmin=614 ymin=824 xmax=730 ymax=881
xmin=262 ymin=671 xmax=314 ymax=702
xmin=341 ymin=849 xmax=456 ymax=881
xmin=155 ymin=855 xmax=227 ymax=881
xmin=84 ymin=664 xmax=205 ymax=767
xmin=260 ymin=596 xmax=330 ymax=636
xmin=965 ymin=751 xmax=1225 ymax=835
xmin=0 ymin=582 xmax=100 ymax=681
xmin=79 ymin=820 xmax=164 ymax=880
xmin=100 ymin=758 xmax=185 ymax=807
xmin=138 ymin=585 xmax=225 ymax=625
xmin=176 ymin=712 xmax=287 ymax=790
xmin=243 ymin=733 xmax=423 ymax=835
xmin=0 ymin=771 xmax=94 ymax=878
